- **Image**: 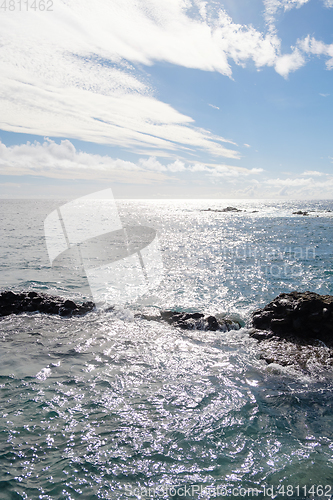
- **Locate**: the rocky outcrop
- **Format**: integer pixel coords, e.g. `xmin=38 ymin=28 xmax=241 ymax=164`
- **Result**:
xmin=139 ymin=310 xmax=241 ymax=332
xmin=293 ymin=210 xmax=308 ymax=216
xmin=202 ymin=206 xmax=242 ymax=213
xmin=251 ymin=291 xmax=333 ymax=368
xmin=252 ymin=291 xmax=333 ymax=346
xmin=0 ymin=290 xmax=95 ymax=317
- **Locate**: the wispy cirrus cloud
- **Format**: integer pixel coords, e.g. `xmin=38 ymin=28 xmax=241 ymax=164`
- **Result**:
xmin=263 ymin=0 xmax=311 ymax=27
xmin=301 ymin=170 xmax=326 ymax=176
xmin=0 ymin=75 xmax=238 ymax=159
xmin=0 ymin=0 xmax=323 ymax=159
xmin=0 ymin=0 xmax=332 ymax=165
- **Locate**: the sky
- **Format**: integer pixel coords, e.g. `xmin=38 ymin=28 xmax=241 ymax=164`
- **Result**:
xmin=0 ymin=0 xmax=332 ymax=199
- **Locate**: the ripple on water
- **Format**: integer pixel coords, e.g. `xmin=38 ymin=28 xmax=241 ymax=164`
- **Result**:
xmin=1 ymin=199 xmax=333 ymax=498
xmin=1 ymin=312 xmax=333 ymax=498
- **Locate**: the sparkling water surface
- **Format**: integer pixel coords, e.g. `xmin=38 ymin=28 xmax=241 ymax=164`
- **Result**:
xmin=1 ymin=199 xmax=333 ymax=499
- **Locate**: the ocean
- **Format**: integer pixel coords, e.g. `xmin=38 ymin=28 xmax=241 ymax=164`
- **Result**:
xmin=1 ymin=198 xmax=333 ymax=500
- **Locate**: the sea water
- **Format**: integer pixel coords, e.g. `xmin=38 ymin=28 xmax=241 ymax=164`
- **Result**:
xmin=0 ymin=199 xmax=333 ymax=499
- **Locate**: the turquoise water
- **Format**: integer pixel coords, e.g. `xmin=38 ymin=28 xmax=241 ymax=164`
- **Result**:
xmin=1 ymin=199 xmax=333 ymax=499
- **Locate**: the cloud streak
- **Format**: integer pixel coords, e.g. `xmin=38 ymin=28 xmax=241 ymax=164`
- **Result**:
xmin=1 ymin=138 xmax=332 ymax=199
xmin=0 ymin=0 xmax=332 ymax=161
xmin=0 ymin=139 xmax=261 ymax=182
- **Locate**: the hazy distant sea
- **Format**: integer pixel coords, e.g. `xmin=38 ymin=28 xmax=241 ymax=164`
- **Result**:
xmin=1 ymin=199 xmax=333 ymax=499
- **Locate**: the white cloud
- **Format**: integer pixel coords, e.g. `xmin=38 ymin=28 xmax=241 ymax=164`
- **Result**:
xmin=0 ymin=0 xmax=252 ymax=159
xmin=2 ymin=139 xmax=333 ymax=199
xmin=0 ymin=0 xmax=331 ymax=163
xmin=167 ymin=159 xmax=187 ymax=172
xmin=215 ymin=172 xmax=333 ymax=198
xmin=0 ymin=1 xmax=283 ymax=76
xmin=298 ymin=35 xmax=333 ymax=69
xmin=208 ymin=104 xmax=220 ymax=109
xmin=264 ymin=176 xmax=333 ymax=193
xmin=274 ymin=48 xmax=306 ymax=78
xmin=265 ymin=177 xmax=313 ymax=186
xmin=0 ymin=0 xmax=313 ymax=156
xmin=323 ymin=0 xmax=333 ymax=7
xmin=0 ymin=139 xmax=168 ymax=183
xmin=0 ymin=75 xmax=239 ymax=159
xmin=263 ymin=0 xmax=311 ymax=27
xmin=0 ymin=139 xmax=260 ymax=182
xmin=302 ymin=170 xmax=326 ymax=176
xmin=214 ymin=11 xmax=281 ymax=69
xmin=283 ymin=0 xmax=310 ymax=9
xmin=188 ymin=163 xmax=263 ymax=177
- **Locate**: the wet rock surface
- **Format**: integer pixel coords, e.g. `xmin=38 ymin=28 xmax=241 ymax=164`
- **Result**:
xmin=252 ymin=291 xmax=333 ymax=369
xmin=256 ymin=336 xmax=333 ymax=369
xmin=2 ymin=289 xmax=333 ymax=371
xmin=252 ymin=291 xmax=333 ymax=346
xmin=139 ymin=310 xmax=241 ymax=332
xmin=0 ymin=290 xmax=95 ymax=317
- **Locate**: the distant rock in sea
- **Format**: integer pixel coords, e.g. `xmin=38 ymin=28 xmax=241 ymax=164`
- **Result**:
xmin=202 ymin=206 xmax=242 ymax=213
xmin=292 ymin=210 xmax=308 ymax=216
xmin=0 ymin=290 xmax=94 ymax=317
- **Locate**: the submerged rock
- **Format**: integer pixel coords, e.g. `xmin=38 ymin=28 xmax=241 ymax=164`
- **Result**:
xmin=256 ymin=336 xmax=333 ymax=369
xmin=0 ymin=290 xmax=95 ymax=317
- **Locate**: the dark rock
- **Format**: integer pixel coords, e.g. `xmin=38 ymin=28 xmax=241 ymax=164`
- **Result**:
xmin=251 ymin=291 xmax=333 ymax=370
xmin=141 ymin=310 xmax=241 ymax=332
xmin=292 ymin=210 xmax=308 ymax=216
xmin=206 ymin=315 xmax=220 ymax=331
xmin=0 ymin=290 xmax=95 ymax=317
xmin=81 ymin=301 xmax=95 ymax=313
xmin=222 ymin=206 xmax=242 ymax=212
xmin=249 ymin=329 xmax=275 ymax=341
xmin=252 ymin=291 xmax=333 ymax=347
xmin=63 ymin=299 xmax=77 ymax=310
xmin=202 ymin=206 xmax=242 ymax=213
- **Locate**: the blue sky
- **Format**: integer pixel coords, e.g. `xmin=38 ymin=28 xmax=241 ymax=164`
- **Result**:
xmin=0 ymin=0 xmax=332 ymax=198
